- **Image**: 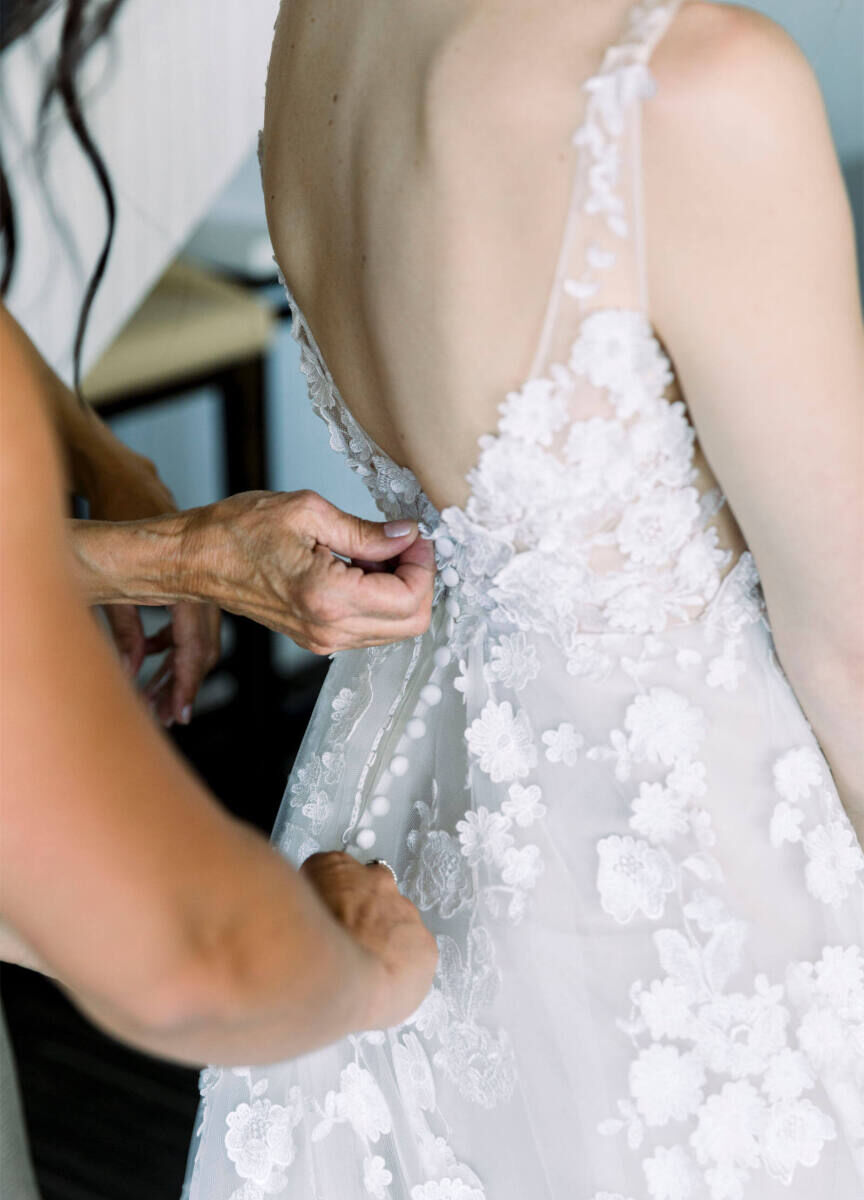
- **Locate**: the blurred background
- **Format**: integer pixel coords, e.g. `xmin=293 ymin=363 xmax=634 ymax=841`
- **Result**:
xmin=0 ymin=1 xmax=861 ymax=1197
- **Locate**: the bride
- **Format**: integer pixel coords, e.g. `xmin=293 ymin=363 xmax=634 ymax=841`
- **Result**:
xmin=185 ymin=0 xmax=864 ymax=1196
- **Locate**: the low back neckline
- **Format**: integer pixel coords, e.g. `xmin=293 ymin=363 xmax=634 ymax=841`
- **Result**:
xmin=268 ymin=0 xmax=688 ymax=533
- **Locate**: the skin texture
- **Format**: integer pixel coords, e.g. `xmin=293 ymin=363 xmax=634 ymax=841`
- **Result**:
xmin=263 ymin=0 xmax=863 ymax=833
xmin=0 ymin=310 xmax=439 ymax=1063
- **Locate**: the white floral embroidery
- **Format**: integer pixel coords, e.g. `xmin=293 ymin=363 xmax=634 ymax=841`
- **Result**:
xmin=616 ymin=486 xmax=702 ymax=567
xmin=624 ymin=687 xmax=706 ymax=767
xmin=313 ymin=1063 xmax=392 ymax=1144
xmin=363 ymin=1155 xmax=393 ymax=1198
xmin=629 ymin=1044 xmax=706 ymax=1125
xmin=769 ymin=801 xmax=805 ymax=847
xmin=404 ymin=800 xmax=473 ymax=919
xmin=225 ymin=1092 xmax=303 ymax=1188
xmin=410 ymin=1182 xmax=485 ymax=1200
xmin=760 ymin=1098 xmax=836 ymax=1185
xmin=498 ymin=377 xmax=569 ymax=446
xmin=393 ymin=1032 xmax=436 ymax=1113
xmin=465 ymin=700 xmax=537 ymax=782
xmin=568 ymin=310 xmax=672 ymax=417
xmin=803 ymin=820 xmax=864 ymax=905
xmin=228 ymin=1183 xmax=264 ymax=1200
xmin=541 ymin=722 xmax=585 ymax=764
xmin=705 ymin=638 xmax=746 ymax=691
xmin=484 ymin=631 xmax=540 ymax=691
xmin=500 ymin=843 xmax=544 ymax=889
xmin=456 ymin=807 xmax=514 ymax=867
xmin=419 ymin=928 xmax=518 ymax=1107
xmin=630 ymin=781 xmax=690 ymax=843
xmin=689 ymin=1079 xmax=766 ymax=1192
xmin=501 ymin=782 xmax=546 ymax=827
xmin=643 ymin=1144 xmax=700 ymax=1200
xmin=597 ymin=835 xmax=677 ymax=922
xmin=773 ymin=746 xmax=824 ymax=802
xmin=288 ymin=750 xmax=343 ymax=830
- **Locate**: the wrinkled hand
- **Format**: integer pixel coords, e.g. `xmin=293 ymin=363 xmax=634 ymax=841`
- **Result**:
xmin=87 ymin=442 xmax=221 ymax=725
xmin=300 ymin=851 xmax=438 ymax=1029
xmin=107 ymin=602 xmax=221 ymax=727
xmin=185 ymin=490 xmax=436 ymax=653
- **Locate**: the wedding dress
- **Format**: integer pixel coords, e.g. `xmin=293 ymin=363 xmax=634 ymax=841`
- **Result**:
xmin=182 ymin=2 xmax=864 ymax=1196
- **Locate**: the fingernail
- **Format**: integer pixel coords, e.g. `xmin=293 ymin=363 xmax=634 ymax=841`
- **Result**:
xmin=181 ymin=705 xmax=192 ymax=725
xmin=120 ymin=653 xmax=132 ymax=675
xmin=384 ymin=521 xmax=413 ymax=538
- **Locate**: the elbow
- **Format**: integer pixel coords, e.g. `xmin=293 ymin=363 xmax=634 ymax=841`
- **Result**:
xmin=113 ymin=924 xmax=258 ymax=1047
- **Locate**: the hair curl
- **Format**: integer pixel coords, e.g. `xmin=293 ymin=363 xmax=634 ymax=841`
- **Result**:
xmin=1 ymin=0 xmax=126 ymax=392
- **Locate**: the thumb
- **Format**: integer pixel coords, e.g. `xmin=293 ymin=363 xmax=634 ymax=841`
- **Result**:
xmin=308 ymin=500 xmax=419 ymax=562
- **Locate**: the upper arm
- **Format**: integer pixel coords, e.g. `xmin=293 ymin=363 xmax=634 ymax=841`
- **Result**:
xmin=644 ymin=3 xmax=864 ymax=668
xmin=0 ymin=308 xmax=243 ymax=1020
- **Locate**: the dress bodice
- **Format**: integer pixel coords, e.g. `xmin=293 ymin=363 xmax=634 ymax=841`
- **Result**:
xmin=269 ymin=0 xmax=761 ymax=651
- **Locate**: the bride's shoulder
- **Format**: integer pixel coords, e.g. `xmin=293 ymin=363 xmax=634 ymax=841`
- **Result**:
xmin=650 ymin=2 xmax=825 ymax=140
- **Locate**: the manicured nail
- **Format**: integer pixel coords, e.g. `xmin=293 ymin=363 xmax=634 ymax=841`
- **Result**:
xmin=181 ymin=705 xmax=192 ymax=725
xmin=384 ymin=521 xmax=413 ymax=538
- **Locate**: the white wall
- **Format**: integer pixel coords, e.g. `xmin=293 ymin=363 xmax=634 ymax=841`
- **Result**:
xmin=0 ymin=0 xmax=280 ymax=382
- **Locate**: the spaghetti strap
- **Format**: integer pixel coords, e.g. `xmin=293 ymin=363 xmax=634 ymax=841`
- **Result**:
xmin=529 ymin=0 xmax=686 ymax=381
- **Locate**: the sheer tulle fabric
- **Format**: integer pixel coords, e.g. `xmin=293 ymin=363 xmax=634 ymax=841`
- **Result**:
xmin=183 ymin=2 xmax=864 ymax=1196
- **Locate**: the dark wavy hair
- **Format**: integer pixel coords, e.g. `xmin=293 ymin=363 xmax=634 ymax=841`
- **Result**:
xmin=0 ymin=0 xmax=126 ymax=391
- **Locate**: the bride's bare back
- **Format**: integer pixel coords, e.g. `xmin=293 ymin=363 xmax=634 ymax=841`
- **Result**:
xmin=262 ymin=0 xmax=663 ymax=509
xmin=262 ymin=0 xmax=863 ymax=756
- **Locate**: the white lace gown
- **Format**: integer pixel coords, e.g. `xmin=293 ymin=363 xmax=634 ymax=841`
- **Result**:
xmin=182 ymin=2 xmax=864 ymax=1197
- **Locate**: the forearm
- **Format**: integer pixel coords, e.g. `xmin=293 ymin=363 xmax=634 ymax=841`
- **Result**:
xmin=68 ymin=512 xmax=196 ymax=605
xmin=69 ymin=824 xmax=384 ymax=1068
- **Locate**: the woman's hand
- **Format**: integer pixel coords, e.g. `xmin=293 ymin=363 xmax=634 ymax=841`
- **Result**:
xmin=70 ymin=489 xmax=435 ymax=655
xmin=81 ymin=429 xmax=222 ymax=727
xmin=109 ymin=602 xmax=222 ymax=727
xmin=299 ymin=851 xmax=438 ymax=1029
xmin=182 ymin=490 xmax=436 ymax=653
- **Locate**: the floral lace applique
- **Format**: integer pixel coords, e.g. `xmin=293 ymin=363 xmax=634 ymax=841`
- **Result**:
xmin=224 ymin=1070 xmax=304 ymax=1196
xmin=770 ymin=745 xmax=864 ymax=906
xmin=591 ymin=702 xmax=862 ymax=1198
xmin=406 ymin=926 xmax=518 ymax=1108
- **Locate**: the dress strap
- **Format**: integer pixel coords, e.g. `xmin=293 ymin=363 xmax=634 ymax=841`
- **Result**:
xmin=528 ymin=0 xmax=686 ymax=380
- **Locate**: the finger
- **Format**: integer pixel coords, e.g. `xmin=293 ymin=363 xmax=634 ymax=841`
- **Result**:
xmin=143 ymin=654 xmax=173 ymax=701
xmin=169 ymin=609 xmax=208 ymax=720
xmin=104 ymin=605 xmax=147 ymax=676
xmin=143 ymin=623 xmax=176 ymax=654
xmin=356 ymin=557 xmax=435 ymax=620
xmin=298 ymin=494 xmax=419 ymax=563
xmin=349 ymin=558 xmax=390 ymax=574
xmin=395 ymin=536 xmax=436 ymax=571
xmin=153 ymin=673 xmax=177 ymax=728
